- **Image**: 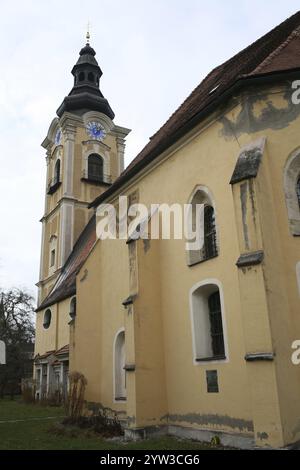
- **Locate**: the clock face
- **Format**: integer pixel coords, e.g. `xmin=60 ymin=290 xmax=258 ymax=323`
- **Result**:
xmin=54 ymin=129 xmax=62 ymax=146
xmin=86 ymin=121 xmax=106 ymax=141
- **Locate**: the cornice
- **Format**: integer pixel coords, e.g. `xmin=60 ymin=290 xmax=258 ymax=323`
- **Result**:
xmin=41 ymin=117 xmax=59 ymax=149
xmin=36 ymin=268 xmax=62 ymax=287
xmin=60 ymin=112 xmax=83 ymax=129
xmin=82 ymin=139 xmax=111 ymax=151
xmin=51 ymin=144 xmax=63 ymax=159
xmin=40 ymin=197 xmax=91 ymax=222
xmin=110 ymin=124 xmax=131 ymax=138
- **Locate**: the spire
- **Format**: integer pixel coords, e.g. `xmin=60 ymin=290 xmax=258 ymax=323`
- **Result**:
xmin=56 ymin=35 xmax=115 ymax=119
xmin=86 ymin=21 xmax=91 ymax=45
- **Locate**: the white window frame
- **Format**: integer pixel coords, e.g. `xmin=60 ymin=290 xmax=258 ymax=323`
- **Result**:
xmin=189 ymin=278 xmax=229 ymax=365
xmin=69 ymin=296 xmax=76 ymax=320
xmin=51 ymin=147 xmax=62 ymax=183
xmin=186 ymin=185 xmax=219 ymax=266
xmin=82 ymin=146 xmax=110 ymax=182
xmin=113 ymin=327 xmax=126 ymax=402
xmin=43 ymin=309 xmax=52 ymax=330
xmin=53 ymin=158 xmax=61 ymax=183
xmin=48 ymin=235 xmax=57 ymax=275
xmin=284 ymin=148 xmax=300 ymax=236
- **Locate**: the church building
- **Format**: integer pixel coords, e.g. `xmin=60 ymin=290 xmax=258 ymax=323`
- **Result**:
xmin=34 ymin=12 xmax=300 ymax=448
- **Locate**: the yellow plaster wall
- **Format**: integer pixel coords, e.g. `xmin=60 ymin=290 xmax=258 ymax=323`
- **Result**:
xmin=70 ymin=237 xmax=129 ymax=415
xmin=35 ymin=297 xmax=70 ymax=356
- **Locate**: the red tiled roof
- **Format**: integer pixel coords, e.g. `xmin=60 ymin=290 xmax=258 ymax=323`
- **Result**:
xmin=34 ymin=350 xmax=55 ymax=361
xmin=56 ymin=344 xmax=69 ymax=356
xmin=90 ymin=10 xmax=300 ymax=208
xmin=34 ymin=345 xmax=69 ymax=363
xmin=36 ymin=216 xmax=96 ymax=311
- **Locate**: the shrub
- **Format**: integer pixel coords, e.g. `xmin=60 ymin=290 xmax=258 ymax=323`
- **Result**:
xmin=63 ymin=407 xmax=123 ymax=438
xmin=40 ymin=389 xmax=63 ymax=407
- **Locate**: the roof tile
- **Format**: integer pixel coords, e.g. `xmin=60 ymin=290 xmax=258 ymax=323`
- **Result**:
xmin=37 ymin=216 xmax=96 ymax=311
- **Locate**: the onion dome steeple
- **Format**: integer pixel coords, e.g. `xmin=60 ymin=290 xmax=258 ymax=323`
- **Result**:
xmin=57 ymin=34 xmax=115 ymax=119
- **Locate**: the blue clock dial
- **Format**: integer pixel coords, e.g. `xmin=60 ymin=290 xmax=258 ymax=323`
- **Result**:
xmin=54 ymin=129 xmax=62 ymax=146
xmin=86 ymin=121 xmax=106 ymax=141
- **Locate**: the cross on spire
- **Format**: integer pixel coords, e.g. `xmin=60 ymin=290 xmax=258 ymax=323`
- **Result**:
xmin=86 ymin=21 xmax=91 ymax=45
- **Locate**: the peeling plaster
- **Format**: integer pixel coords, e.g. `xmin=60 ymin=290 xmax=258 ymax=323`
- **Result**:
xmin=161 ymin=413 xmax=254 ymax=432
xmin=220 ymin=88 xmax=300 ymax=139
xmin=240 ymin=182 xmax=250 ymax=250
xmin=248 ymin=179 xmax=257 ymax=231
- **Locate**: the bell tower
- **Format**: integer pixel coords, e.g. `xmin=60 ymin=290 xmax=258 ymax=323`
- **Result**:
xmin=37 ymin=36 xmax=130 ymax=304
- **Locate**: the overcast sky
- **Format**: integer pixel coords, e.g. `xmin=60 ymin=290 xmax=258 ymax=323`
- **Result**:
xmin=0 ymin=1 xmax=299 ymax=298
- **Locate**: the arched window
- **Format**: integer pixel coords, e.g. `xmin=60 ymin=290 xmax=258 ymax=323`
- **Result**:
xmin=49 ymin=235 xmax=57 ymax=272
xmin=88 ymin=154 xmax=104 ymax=182
xmin=43 ymin=309 xmax=52 ymax=329
xmin=187 ymin=187 xmax=218 ymax=266
xmin=203 ymin=206 xmax=217 ymax=260
xmin=208 ymin=291 xmax=225 ymax=358
xmin=54 ymin=159 xmax=60 ymax=184
xmin=50 ymin=249 xmax=55 ymax=267
xmin=284 ymin=150 xmax=300 ymax=235
xmin=88 ymin=72 xmax=94 ymax=83
xmin=79 ymin=72 xmax=85 ymax=82
xmin=114 ymin=330 xmax=126 ymax=401
xmin=190 ymin=281 xmax=226 ymax=362
xmin=69 ymin=297 xmax=76 ymax=320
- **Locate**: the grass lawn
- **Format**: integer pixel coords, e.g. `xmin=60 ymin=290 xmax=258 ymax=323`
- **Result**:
xmin=0 ymin=398 xmax=218 ymax=450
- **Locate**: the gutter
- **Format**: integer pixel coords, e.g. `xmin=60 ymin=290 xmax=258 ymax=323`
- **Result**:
xmin=89 ymin=67 xmax=300 ymax=208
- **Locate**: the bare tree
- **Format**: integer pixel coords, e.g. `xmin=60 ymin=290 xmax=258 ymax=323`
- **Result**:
xmin=0 ymin=289 xmax=35 ymax=399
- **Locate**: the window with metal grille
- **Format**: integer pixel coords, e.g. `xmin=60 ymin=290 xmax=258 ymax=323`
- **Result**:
xmin=206 ymin=370 xmax=219 ymax=393
xmin=88 ymin=154 xmax=104 ymax=182
xmin=208 ymin=291 xmax=225 ymax=358
xmin=203 ymin=205 xmax=217 ymax=260
xmin=297 ymin=177 xmax=300 ymax=209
